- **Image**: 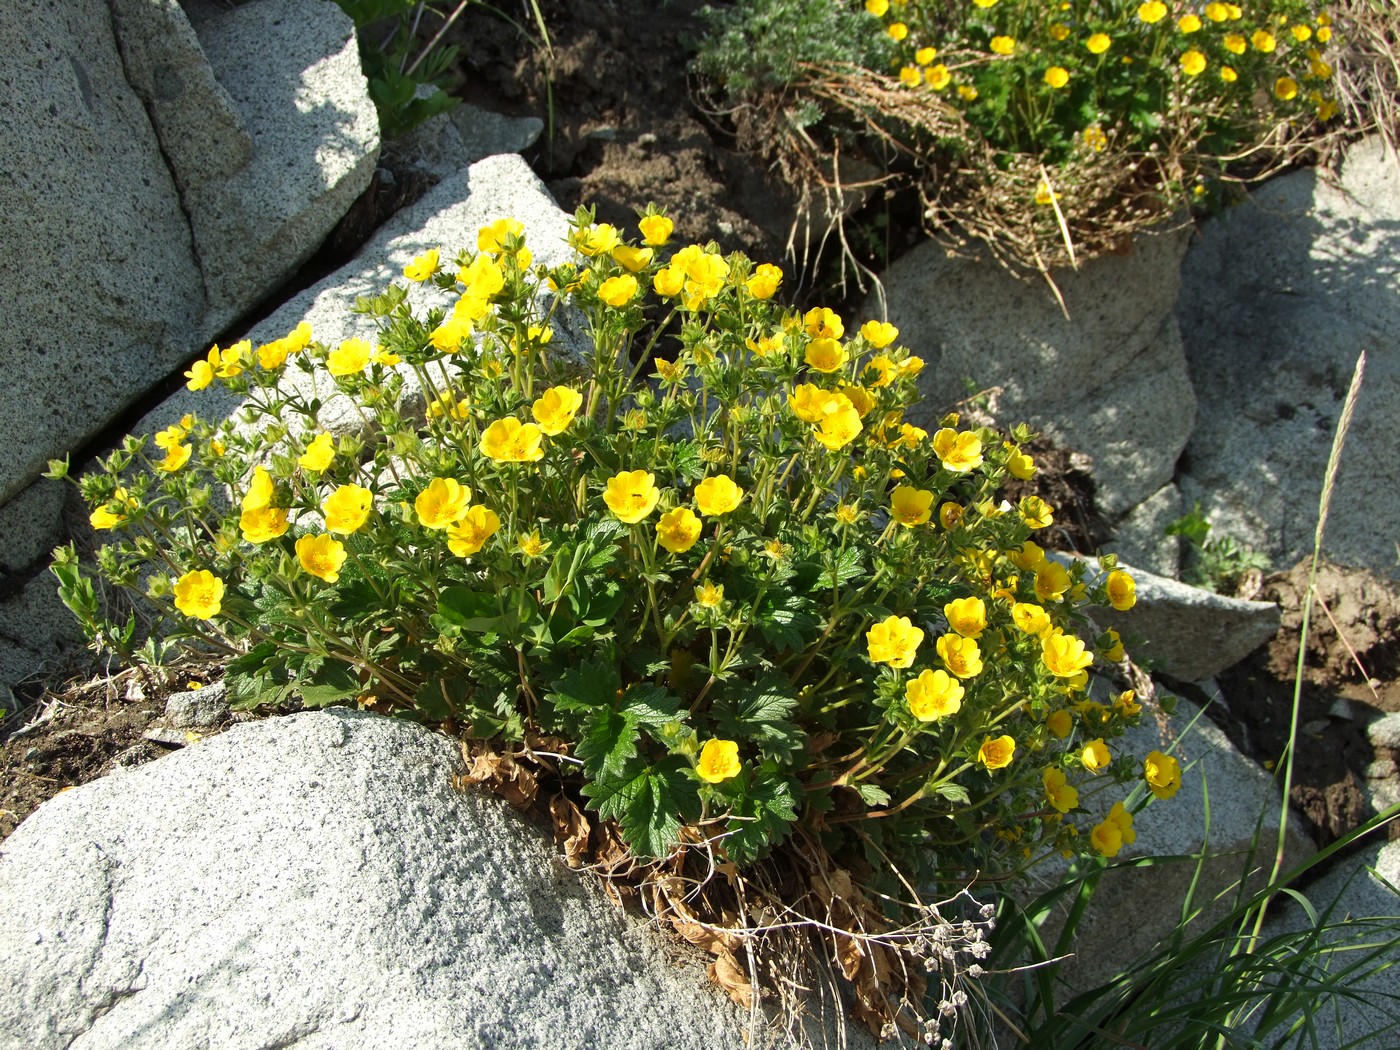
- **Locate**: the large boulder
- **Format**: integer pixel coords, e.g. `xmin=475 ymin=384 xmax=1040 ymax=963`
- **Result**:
xmin=874 ymin=227 xmax=1196 ymax=519
xmin=0 ymin=709 xmax=802 ymax=1050
xmin=1176 ymin=135 xmax=1400 ymax=576
xmin=0 ymin=0 xmax=206 ymax=509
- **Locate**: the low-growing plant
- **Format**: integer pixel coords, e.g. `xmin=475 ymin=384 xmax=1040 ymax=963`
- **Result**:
xmin=333 ymin=0 xmax=462 ymax=139
xmin=697 ymin=0 xmax=1368 ymax=274
xmin=1166 ymin=501 xmax=1271 ymax=595
xmin=54 ymin=210 xmax=1180 ymax=1037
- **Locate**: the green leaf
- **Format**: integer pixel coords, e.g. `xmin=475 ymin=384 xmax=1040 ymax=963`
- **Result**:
xmin=723 ymin=774 xmax=800 ymax=865
xmin=295 ymin=662 xmax=362 ymax=708
xmin=711 ymin=673 xmax=806 ymax=762
xmin=577 ymin=708 xmax=639 ymax=780
xmin=933 ymin=781 xmax=971 ymax=806
xmin=854 ymin=783 xmax=891 ymax=807
xmin=547 ymin=657 xmax=621 ymax=713
xmin=758 ymin=601 xmax=819 ymax=652
xmin=621 ymin=683 xmax=685 ymax=729
xmin=584 ymin=756 xmax=699 ymax=858
xmin=825 ymin=545 xmax=864 ymax=588
xmin=436 ymin=587 xmax=502 ymax=632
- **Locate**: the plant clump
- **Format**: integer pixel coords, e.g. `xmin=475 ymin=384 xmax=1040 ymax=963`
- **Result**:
xmin=54 ymin=210 xmax=1180 ymax=1038
xmin=697 ymin=0 xmax=1365 ymax=273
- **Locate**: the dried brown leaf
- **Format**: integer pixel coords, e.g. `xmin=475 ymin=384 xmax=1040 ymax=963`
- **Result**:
xmin=708 ymin=950 xmax=755 ymax=1010
xmin=548 ymin=793 xmax=591 ymax=869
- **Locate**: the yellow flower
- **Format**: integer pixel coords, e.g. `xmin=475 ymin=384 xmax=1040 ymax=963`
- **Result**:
xmin=906 ymin=669 xmax=964 ymax=721
xmin=1205 ymin=1 xmax=1229 ymax=20
xmin=531 ymin=386 xmax=584 ymax=436
xmin=1044 ymin=66 xmax=1070 ymax=89
xmin=1042 ymin=630 xmax=1094 ymax=677
xmin=972 ymin=0 xmax=997 ymax=7
xmin=257 ymin=337 xmax=291 ymax=370
xmin=1180 ymin=49 xmax=1207 ymax=75
xmin=1008 ymin=539 xmax=1045 ymax=571
xmin=1035 ymin=561 xmax=1071 ymax=603
xmin=403 ymin=248 xmax=439 ymax=282
xmin=447 ymin=504 xmax=501 ymax=557
xmin=480 ymin=417 xmax=545 ymax=463
xmin=933 ymin=428 xmax=983 ymax=472
xmin=1316 ymin=25 xmax=1331 ymax=42
xmin=517 ymin=530 xmax=549 ymax=559
xmin=1101 ymin=629 xmax=1125 ymax=662
xmin=372 ymin=346 xmax=401 ymax=367
xmin=695 ymin=582 xmax=724 ymax=608
xmin=862 ymin=355 xmax=898 ymax=388
xmin=1019 ymin=496 xmax=1053 ymax=529
xmin=788 ymin=384 xmax=831 ymax=423
xmin=1011 ymin=602 xmax=1050 ymax=636
xmin=887 ymin=21 xmax=908 ymax=41
xmin=813 ymin=395 xmax=863 ymax=451
xmin=745 ymin=263 xmax=783 ymax=299
xmin=428 ymin=392 xmax=471 ymax=420
xmin=1108 ymin=800 xmax=1136 ymax=845
xmin=838 ymin=383 xmax=875 ymax=418
xmin=1082 ymin=125 xmax=1108 ymax=152
xmin=1309 ymin=58 xmax=1333 ymax=81
xmin=867 ymin=615 xmax=925 ymax=668
xmin=158 ymin=443 xmax=192 ymax=473
xmin=239 ymin=505 xmax=289 ymax=544
xmin=1137 ymin=1 xmax=1167 ymax=23
xmin=865 ymin=0 xmax=888 ymax=13
xmin=184 ymin=349 xmax=216 ymax=390
xmin=90 ymin=494 xmax=130 ymax=531
xmin=834 ymin=504 xmax=861 ymax=527
xmin=1050 ymin=22 xmax=1070 ymax=41
xmin=598 ymin=274 xmax=638 ymax=307
xmin=173 ymin=569 xmax=224 ymax=619
xmin=944 ymin=596 xmax=987 ymax=638
xmin=656 ymin=507 xmax=703 ymax=554
xmin=805 ymin=337 xmax=848 ymax=373
xmin=327 ymin=338 xmax=372 ymax=377
xmin=458 ymin=254 xmax=506 ymax=299
xmin=957 ymin=84 xmax=979 ymax=101
xmin=298 ymin=432 xmax=336 ymax=473
xmin=1220 ymin=65 xmax=1238 ymax=83
xmin=1046 ymin=709 xmax=1073 ymax=739
xmin=477 ymin=218 xmax=523 ymax=255
xmin=324 ymin=484 xmax=373 ymax=535
xmin=915 ymin=47 xmax=936 ymax=66
xmin=990 ymin=36 xmax=1015 ymax=55
xmin=215 ymin=342 xmax=246 ymax=378
xmin=938 ymin=502 xmax=964 ymax=530
xmin=1223 ymin=32 xmax=1247 ymax=53
xmin=978 ymin=735 xmax=1016 ymax=771
xmin=1006 ymin=446 xmax=1036 ymax=479
xmin=695 ymin=474 xmax=744 ymax=516
xmin=924 ymin=64 xmax=951 ymax=90
xmin=638 ymin=214 xmax=673 ymax=246
xmin=937 ymin=633 xmax=983 ymax=678
xmin=604 ymin=470 xmax=660 ymax=524
xmin=860 ymin=320 xmax=898 ymax=349
xmin=430 ymin=316 xmax=473 ymax=353
xmin=1080 ymin=737 xmax=1111 ymax=773
xmin=297 ymin=533 xmax=346 ymax=583
xmin=1086 ymin=32 xmax=1111 ymax=53
xmin=891 ymin=485 xmax=934 ymax=527
xmin=1144 ymin=750 xmax=1182 ymax=799
xmin=241 ymin=466 xmax=274 ymax=512
xmin=1250 ymin=27 xmax=1278 ymax=51
xmin=1105 ymin=569 xmax=1136 ymax=610
xmin=1274 ymin=76 xmax=1298 ymax=100
xmin=1178 ymin=13 xmax=1202 ymax=33
xmin=901 ymin=66 xmax=921 ymax=88
xmin=697 ymin=739 xmax=741 ymax=783
xmin=1091 ymin=818 xmax=1123 ymax=857
xmin=285 ymin=321 xmax=313 ymax=352
xmin=803 ymin=307 xmax=844 ymax=340
xmin=415 ymin=477 xmax=472 ymax=530
xmin=571 ymin=223 xmax=622 ymax=256
xmin=1114 ymin=689 xmax=1141 ymax=716
xmin=1043 ymin=767 xmax=1078 ymax=813
xmin=653 ymin=265 xmax=685 ymax=298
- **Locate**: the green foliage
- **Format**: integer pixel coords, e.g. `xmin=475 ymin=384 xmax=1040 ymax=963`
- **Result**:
xmin=331 ymin=0 xmax=459 ymax=139
xmin=1166 ymin=501 xmax=1271 ymax=594
xmin=64 ymin=205 xmax=1169 ymax=888
xmin=695 ymin=0 xmax=896 ymax=97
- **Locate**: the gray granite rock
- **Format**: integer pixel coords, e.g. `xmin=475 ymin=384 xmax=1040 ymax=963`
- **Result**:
xmin=876 ymin=227 xmax=1195 ymax=517
xmin=1177 ymin=135 xmax=1400 ymax=576
xmin=0 ymin=0 xmax=206 ymax=507
xmin=0 ymin=479 xmax=69 ymax=579
xmin=178 ymin=0 xmax=380 ymax=326
xmin=1107 ymin=483 xmax=1183 ymax=579
xmin=163 ymin=681 xmax=230 ymax=729
xmin=0 ymin=709 xmax=857 ymax=1050
xmin=108 ymin=0 xmax=252 ymax=192
xmin=450 ymin=102 xmax=545 ymax=164
xmin=1369 ymin=712 xmax=1400 ymax=753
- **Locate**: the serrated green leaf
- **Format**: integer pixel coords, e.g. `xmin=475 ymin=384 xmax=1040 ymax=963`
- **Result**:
xmin=296 ymin=662 xmax=362 ymax=708
xmin=621 ymin=683 xmax=685 ymax=729
xmin=825 ymin=545 xmax=864 ymax=587
xmin=577 ymin=707 xmax=639 ymax=780
xmin=584 ymin=756 xmax=699 ymax=859
xmin=722 ymin=774 xmax=800 ymax=865
xmin=933 ymin=781 xmax=971 ymax=806
xmin=547 ymin=657 xmax=620 ymax=713
xmin=711 ymin=673 xmax=806 ymax=762
xmin=436 ymin=587 xmax=501 ymax=632
xmin=854 ymin=783 xmax=892 ymax=807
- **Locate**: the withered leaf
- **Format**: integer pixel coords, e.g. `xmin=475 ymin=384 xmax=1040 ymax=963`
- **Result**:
xmin=549 ymin=793 xmax=592 ymax=869
xmin=708 ymin=950 xmax=755 ymax=1010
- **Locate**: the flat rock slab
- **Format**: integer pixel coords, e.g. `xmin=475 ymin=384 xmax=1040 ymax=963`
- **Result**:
xmin=0 ymin=710 xmax=767 ymax=1050
xmin=1176 ymin=135 xmax=1400 ymax=576
xmin=873 ymin=227 xmax=1195 ymax=518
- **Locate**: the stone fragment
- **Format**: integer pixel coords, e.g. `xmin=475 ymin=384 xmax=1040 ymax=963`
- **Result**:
xmin=1176 ymin=135 xmax=1400 ymax=575
xmin=1107 ymin=483 xmax=1183 ymax=579
xmin=163 ymin=681 xmax=229 ymax=729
